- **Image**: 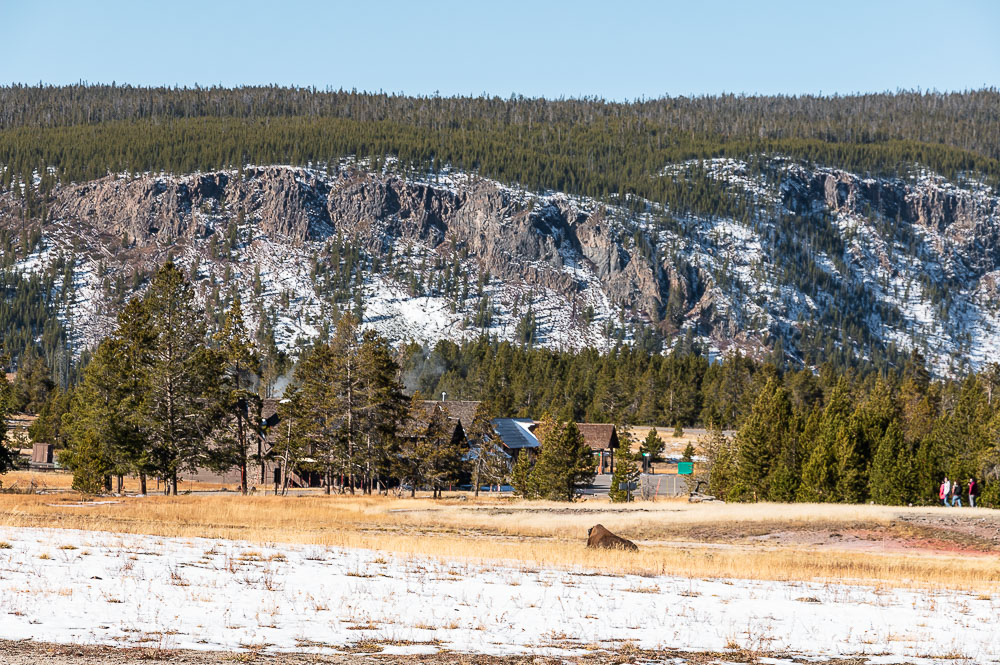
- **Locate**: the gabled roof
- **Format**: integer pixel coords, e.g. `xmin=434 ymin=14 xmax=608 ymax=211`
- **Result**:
xmin=420 ymin=400 xmax=480 ymax=431
xmin=262 ymin=398 xmax=281 ymax=428
xmin=409 ymin=402 xmax=467 ymax=441
xmin=575 ymin=423 xmax=619 ymax=451
xmin=492 ymin=418 xmax=539 ymax=450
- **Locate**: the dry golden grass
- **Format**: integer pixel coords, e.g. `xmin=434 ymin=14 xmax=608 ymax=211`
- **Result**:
xmin=1 ymin=470 xmax=241 ymax=493
xmin=0 ymin=492 xmax=997 ymax=591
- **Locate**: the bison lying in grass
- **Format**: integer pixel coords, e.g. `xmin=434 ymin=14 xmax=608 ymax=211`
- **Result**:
xmin=586 ymin=524 xmax=638 ymax=551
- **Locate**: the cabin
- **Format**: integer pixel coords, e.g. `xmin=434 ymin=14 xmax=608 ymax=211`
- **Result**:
xmin=491 ymin=418 xmax=539 ymax=463
xmin=421 ymin=400 xmax=480 ymax=433
xmin=182 ymin=398 xmax=302 ymax=487
xmin=491 ymin=419 xmax=620 ymax=474
xmin=409 ymin=401 xmax=471 ymax=447
xmin=30 ymin=442 xmax=55 ymax=470
xmin=576 ymin=424 xmax=620 ymax=474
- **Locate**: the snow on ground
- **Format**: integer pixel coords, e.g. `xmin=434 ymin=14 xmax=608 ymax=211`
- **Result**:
xmin=0 ymin=526 xmax=997 ymax=662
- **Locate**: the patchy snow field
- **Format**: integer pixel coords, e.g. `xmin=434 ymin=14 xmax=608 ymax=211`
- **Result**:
xmin=0 ymin=527 xmax=997 ymax=663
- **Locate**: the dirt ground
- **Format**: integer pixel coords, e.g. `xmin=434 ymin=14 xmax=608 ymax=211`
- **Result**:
xmin=630 ymin=509 xmax=1000 ymax=556
xmin=0 ymin=639 xmax=876 ymax=664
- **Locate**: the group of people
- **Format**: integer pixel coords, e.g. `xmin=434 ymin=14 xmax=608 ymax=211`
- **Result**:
xmin=939 ymin=477 xmax=979 ymax=507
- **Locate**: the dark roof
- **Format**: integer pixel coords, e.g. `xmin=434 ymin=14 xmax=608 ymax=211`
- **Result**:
xmin=409 ymin=402 xmax=467 ymax=441
xmin=492 ymin=418 xmax=539 ymax=450
xmin=418 ymin=400 xmax=480 ymax=431
xmin=262 ymin=398 xmax=281 ymax=428
xmin=575 ymin=424 xmax=619 ymax=451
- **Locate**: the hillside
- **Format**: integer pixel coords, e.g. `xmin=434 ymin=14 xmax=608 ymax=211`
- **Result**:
xmin=1 ymin=155 xmax=998 ymax=377
xmin=1 ymin=87 xmax=999 ymax=377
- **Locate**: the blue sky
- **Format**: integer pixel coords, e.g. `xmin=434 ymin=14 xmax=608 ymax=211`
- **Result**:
xmin=1 ymin=0 xmax=997 ymax=99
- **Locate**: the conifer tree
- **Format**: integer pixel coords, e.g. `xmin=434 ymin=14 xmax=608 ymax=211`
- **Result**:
xmin=609 ymin=446 xmax=639 ymax=503
xmin=838 ymin=379 xmax=896 ymax=503
xmin=703 ymin=427 xmax=737 ymax=499
xmin=60 ymin=343 xmax=125 ymax=493
xmin=209 ymin=295 xmax=261 ymax=494
xmin=356 ymin=330 xmax=407 ymax=494
xmin=869 ymin=421 xmax=915 ymax=504
xmin=0 ymin=372 xmax=16 ymax=476
xmin=639 ymin=428 xmax=664 ymax=462
xmin=799 ymin=380 xmax=850 ymax=502
xmin=467 ymin=401 xmax=503 ymax=496
xmin=291 ymin=342 xmax=341 ymax=493
xmin=420 ymin=403 xmax=466 ymax=498
xmin=327 ymin=314 xmax=364 ymax=492
xmin=143 ymin=261 xmax=223 ymax=495
xmin=734 ymin=377 xmax=796 ymax=501
xmin=510 ymin=448 xmax=536 ymax=499
xmin=530 ymin=420 xmax=594 ymax=501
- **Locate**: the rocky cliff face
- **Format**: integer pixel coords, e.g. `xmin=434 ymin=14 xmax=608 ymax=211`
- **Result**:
xmin=47 ymin=166 xmax=664 ymax=318
xmin=4 ymin=158 xmax=999 ymax=375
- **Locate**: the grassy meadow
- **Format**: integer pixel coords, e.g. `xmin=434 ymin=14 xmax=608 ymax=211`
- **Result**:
xmin=0 ymin=487 xmax=997 ymax=592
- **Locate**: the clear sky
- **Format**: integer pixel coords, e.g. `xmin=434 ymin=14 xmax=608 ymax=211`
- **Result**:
xmin=2 ymin=0 xmax=997 ymax=99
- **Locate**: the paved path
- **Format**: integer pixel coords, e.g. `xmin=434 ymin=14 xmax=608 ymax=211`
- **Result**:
xmin=582 ymin=473 xmax=689 ymax=497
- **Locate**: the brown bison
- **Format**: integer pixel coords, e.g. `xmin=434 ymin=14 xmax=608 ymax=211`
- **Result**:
xmin=586 ymin=524 xmax=638 ymax=551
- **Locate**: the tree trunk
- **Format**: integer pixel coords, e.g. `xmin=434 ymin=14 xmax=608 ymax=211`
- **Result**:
xmin=171 ymin=471 xmax=178 ymax=496
xmin=139 ymin=473 xmax=147 ymax=495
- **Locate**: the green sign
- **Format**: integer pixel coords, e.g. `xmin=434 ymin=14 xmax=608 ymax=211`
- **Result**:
xmin=677 ymin=462 xmax=694 ymax=475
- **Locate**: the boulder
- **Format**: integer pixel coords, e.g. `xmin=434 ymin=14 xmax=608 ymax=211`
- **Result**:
xmin=586 ymin=524 xmax=638 ymax=551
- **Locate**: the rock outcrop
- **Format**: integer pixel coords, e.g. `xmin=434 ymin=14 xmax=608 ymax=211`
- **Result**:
xmin=5 ymin=157 xmax=999 ymax=372
xmin=45 ymin=166 xmax=676 ymax=320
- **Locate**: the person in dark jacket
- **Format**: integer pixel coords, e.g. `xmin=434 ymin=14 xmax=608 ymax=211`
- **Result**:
xmin=968 ymin=478 xmax=979 ymax=508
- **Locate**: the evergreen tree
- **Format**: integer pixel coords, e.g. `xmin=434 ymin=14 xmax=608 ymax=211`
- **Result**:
xmin=703 ymin=427 xmax=737 ymax=499
xmin=467 ymin=401 xmax=503 ymax=496
xmin=291 ymin=342 xmax=341 ymax=493
xmin=510 ymin=449 xmax=536 ymax=499
xmin=869 ymin=421 xmax=916 ymax=504
xmin=326 ymin=315 xmax=365 ymax=492
xmin=208 ymin=295 xmax=261 ymax=494
xmin=356 ymin=330 xmax=407 ymax=494
xmin=142 ymin=262 xmax=223 ymax=495
xmin=530 ymin=420 xmax=594 ymax=501
xmin=639 ymin=428 xmax=665 ymax=462
xmin=609 ymin=446 xmax=639 ymax=503
xmin=420 ymin=403 xmax=467 ymax=498
xmin=799 ymin=380 xmax=850 ymax=502
xmin=0 ymin=372 xmax=15 ymax=476
xmin=734 ymin=377 xmax=796 ymax=501
xmin=60 ymin=343 xmax=126 ymax=493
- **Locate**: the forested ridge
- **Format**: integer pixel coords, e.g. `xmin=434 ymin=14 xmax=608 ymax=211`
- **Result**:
xmin=1 ymin=86 xmax=998 ymax=206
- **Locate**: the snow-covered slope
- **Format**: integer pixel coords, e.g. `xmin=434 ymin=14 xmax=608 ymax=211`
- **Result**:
xmin=2 ymin=158 xmax=998 ymax=374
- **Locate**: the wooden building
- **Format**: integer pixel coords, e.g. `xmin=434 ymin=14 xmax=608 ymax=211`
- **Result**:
xmin=576 ymin=424 xmax=620 ymax=474
xmin=491 ymin=419 xmax=620 ymax=474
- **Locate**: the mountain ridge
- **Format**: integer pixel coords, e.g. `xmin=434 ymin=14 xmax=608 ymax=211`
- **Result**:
xmin=1 ymin=157 xmax=998 ymax=376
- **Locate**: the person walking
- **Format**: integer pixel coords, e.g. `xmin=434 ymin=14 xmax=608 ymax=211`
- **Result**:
xmin=968 ymin=478 xmax=978 ymax=508
xmin=940 ymin=477 xmax=950 ymax=506
xmin=951 ymin=481 xmax=963 ymax=507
